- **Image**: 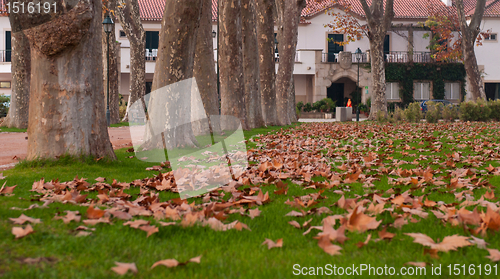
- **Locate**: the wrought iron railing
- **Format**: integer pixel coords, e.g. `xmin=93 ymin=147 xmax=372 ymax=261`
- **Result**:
xmin=322 ymin=52 xmax=368 ymax=63
xmin=274 ymin=52 xmax=300 ymax=63
xmin=384 ymin=51 xmax=432 ymax=63
xmin=145 ymin=49 xmax=157 ymax=61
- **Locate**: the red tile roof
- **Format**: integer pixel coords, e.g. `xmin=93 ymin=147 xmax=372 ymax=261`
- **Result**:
xmin=137 ymin=0 xmax=500 ymax=22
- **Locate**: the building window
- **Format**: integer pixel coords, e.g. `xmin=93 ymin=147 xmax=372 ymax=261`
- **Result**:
xmin=413 ymin=82 xmax=430 ymax=100
xmin=444 ymin=82 xmax=460 ymax=100
xmin=385 ymin=82 xmax=400 ymax=100
xmin=119 ymin=31 xmax=126 ymax=38
xmin=0 ymin=81 xmax=10 ymax=88
xmin=485 ymin=33 xmax=497 ymax=41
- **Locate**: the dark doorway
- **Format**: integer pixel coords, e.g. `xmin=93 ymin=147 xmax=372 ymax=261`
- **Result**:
xmin=485 ymin=83 xmax=500 ymax=100
xmin=5 ymin=31 xmax=11 ymax=62
xmin=327 ymin=34 xmax=344 ymax=62
xmin=383 ymin=35 xmax=390 ymax=56
xmin=327 ymin=83 xmax=344 ymax=107
xmin=146 ymin=81 xmax=153 ymax=95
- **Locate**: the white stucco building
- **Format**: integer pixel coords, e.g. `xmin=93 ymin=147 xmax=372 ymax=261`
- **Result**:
xmin=0 ymin=0 xmax=499 ymax=105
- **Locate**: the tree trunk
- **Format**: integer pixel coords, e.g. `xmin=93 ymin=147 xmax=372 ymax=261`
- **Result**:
xmin=220 ymin=0 xmax=248 ymax=130
xmin=193 ymin=0 xmax=221 ymax=134
xmin=145 ymin=0 xmax=203 ymax=150
xmin=456 ymin=0 xmax=487 ymax=101
xmin=359 ymin=0 xmax=394 ymax=120
xmin=102 ymin=1 xmax=120 ymax=124
xmin=255 ymin=0 xmax=278 ymax=126
xmin=288 ymin=75 xmax=298 ymax=122
xmin=367 ymin=37 xmax=387 ymax=119
xmin=275 ymin=0 xmax=305 ymax=126
xmin=242 ymin=0 xmax=265 ymax=129
xmin=0 ymin=29 xmax=30 ymax=129
xmin=116 ymin=0 xmax=146 ymax=121
xmin=10 ymin=0 xmax=116 ymax=160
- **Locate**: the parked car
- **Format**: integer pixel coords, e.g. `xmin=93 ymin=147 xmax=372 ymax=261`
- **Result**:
xmin=419 ymin=100 xmax=456 ymax=113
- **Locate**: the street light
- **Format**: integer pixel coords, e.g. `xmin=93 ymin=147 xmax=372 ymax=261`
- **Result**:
xmin=212 ymin=31 xmax=216 ymax=38
xmin=355 ymin=47 xmax=362 ymax=122
xmin=103 ymin=14 xmax=114 ymax=126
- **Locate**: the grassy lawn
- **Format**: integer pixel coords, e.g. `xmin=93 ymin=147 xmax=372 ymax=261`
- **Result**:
xmin=0 ymin=127 xmax=27 ymax=133
xmin=1 ymin=121 xmax=499 ymax=278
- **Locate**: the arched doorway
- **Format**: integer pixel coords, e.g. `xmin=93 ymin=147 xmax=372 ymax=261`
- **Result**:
xmin=327 ymin=77 xmax=358 ymax=107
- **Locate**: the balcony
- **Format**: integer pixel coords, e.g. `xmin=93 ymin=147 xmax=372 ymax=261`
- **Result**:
xmin=0 ymin=50 xmax=11 ymax=63
xmin=274 ymin=52 xmax=301 ymax=63
xmin=322 ymin=52 xmax=368 ymax=63
xmin=321 ymin=51 xmax=458 ymax=64
xmin=145 ymin=49 xmax=157 ymax=61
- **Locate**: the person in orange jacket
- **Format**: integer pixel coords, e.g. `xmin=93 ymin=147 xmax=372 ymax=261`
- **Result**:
xmin=346 ymin=99 xmax=352 ymax=107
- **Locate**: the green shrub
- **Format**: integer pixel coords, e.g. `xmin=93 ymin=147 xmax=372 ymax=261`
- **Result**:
xmin=376 ymin=110 xmax=388 ymax=122
xmin=312 ymin=99 xmax=325 ymax=112
xmin=459 ymin=100 xmax=491 ymax=121
xmin=366 ymin=97 xmax=371 ymax=110
xmin=489 ymin=99 xmax=500 ymax=121
xmin=357 ymin=103 xmax=368 ymax=112
xmin=296 ymin=101 xmax=304 ymax=112
xmin=393 ymin=107 xmax=405 ymax=122
xmin=303 ymin=103 xmax=313 ymax=112
xmin=119 ymin=105 xmax=127 ymax=120
xmin=0 ymin=95 xmax=9 ymax=118
xmin=404 ymin=102 xmax=422 ymax=123
xmin=442 ymin=104 xmax=458 ymax=122
xmin=296 ymin=107 xmax=301 ymax=118
xmin=425 ymin=101 xmax=441 ymax=123
xmin=322 ymin=98 xmax=336 ymax=112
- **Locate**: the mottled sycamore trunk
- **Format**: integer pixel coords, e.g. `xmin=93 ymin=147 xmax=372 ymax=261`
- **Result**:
xmin=10 ymin=0 xmax=115 ymax=160
xmin=1 ymin=30 xmax=30 ymax=129
xmin=255 ymin=0 xmax=278 ymax=126
xmin=275 ymin=0 xmax=305 ymax=126
xmin=146 ymin=0 xmax=203 ymax=149
xmin=193 ymin=0 xmax=220 ymax=134
xmin=359 ymin=0 xmax=394 ymax=120
xmin=220 ymin=0 xmax=248 ymax=130
xmin=102 ymin=2 xmax=120 ymax=124
xmin=456 ymin=0 xmax=487 ymax=100
xmin=242 ymin=0 xmax=265 ymax=129
xmin=116 ymin=0 xmax=146 ymax=121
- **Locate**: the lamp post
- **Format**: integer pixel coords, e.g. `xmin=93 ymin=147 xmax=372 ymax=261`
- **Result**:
xmin=355 ymin=47 xmax=362 ymax=122
xmin=103 ymin=15 xmax=114 ymax=126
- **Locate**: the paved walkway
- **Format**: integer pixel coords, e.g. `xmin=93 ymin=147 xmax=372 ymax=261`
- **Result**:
xmin=0 ymin=126 xmax=133 ymax=170
xmin=298 ymin=117 xmax=368 ymax=122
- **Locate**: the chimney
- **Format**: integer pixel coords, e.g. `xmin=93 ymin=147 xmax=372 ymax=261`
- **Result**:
xmin=441 ymin=0 xmax=452 ymax=6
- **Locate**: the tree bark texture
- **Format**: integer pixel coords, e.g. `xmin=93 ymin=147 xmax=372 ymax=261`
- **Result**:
xmin=456 ymin=0 xmax=487 ymax=101
xmin=102 ymin=0 xmax=120 ymax=124
xmin=220 ymin=0 xmax=248 ymax=130
xmin=242 ymin=0 xmax=265 ymax=129
xmin=116 ymin=0 xmax=146 ymax=121
xmin=1 ymin=29 xmax=30 ymax=129
xmin=275 ymin=0 xmax=306 ymax=126
xmin=10 ymin=0 xmax=116 ymax=160
xmin=193 ymin=0 xmax=221 ymax=134
xmin=359 ymin=0 xmax=394 ymax=120
xmin=146 ymin=0 xmax=203 ymax=149
xmin=288 ymin=75 xmax=298 ymax=122
xmin=255 ymin=0 xmax=278 ymax=126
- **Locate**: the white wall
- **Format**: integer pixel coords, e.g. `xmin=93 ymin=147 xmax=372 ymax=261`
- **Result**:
xmin=476 ymin=18 xmax=500 ymax=82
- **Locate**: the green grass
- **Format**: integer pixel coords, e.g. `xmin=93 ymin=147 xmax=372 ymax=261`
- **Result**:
xmin=109 ymin=122 xmax=130 ymax=128
xmin=0 ymin=127 xmax=27 ymax=133
xmin=0 ymin=121 xmax=499 ymax=278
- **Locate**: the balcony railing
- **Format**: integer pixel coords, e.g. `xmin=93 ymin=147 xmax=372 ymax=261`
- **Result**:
xmin=384 ymin=51 xmax=432 ymax=63
xmin=274 ymin=52 xmax=301 ymax=63
xmin=145 ymin=49 xmax=157 ymax=61
xmin=322 ymin=52 xmax=368 ymax=63
xmin=0 ymin=50 xmax=11 ymax=63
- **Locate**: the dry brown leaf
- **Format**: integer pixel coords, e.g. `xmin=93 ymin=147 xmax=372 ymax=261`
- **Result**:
xmin=0 ymin=181 xmax=16 ymax=194
xmin=110 ymin=211 xmax=132 ymax=220
xmin=288 ymin=221 xmax=301 ymax=229
xmin=356 ymin=234 xmax=372 ymax=248
xmin=82 ymin=217 xmax=110 ymax=226
xmin=378 ymin=228 xmax=396 ymax=240
xmin=139 ymin=225 xmax=159 ymax=237
xmin=486 ymin=249 xmax=500 ymax=262
xmin=75 ymin=231 xmax=92 ymax=237
xmin=248 ymin=208 xmax=261 ymax=219
xmin=12 ymin=224 xmax=34 ymax=239
xmin=9 ymin=214 xmax=42 ymax=225
xmin=405 ymin=233 xmax=472 ymax=252
xmin=86 ymin=205 xmax=105 ymax=219
xmin=111 ymin=262 xmax=138 ymax=275
xmin=393 ymin=217 xmax=408 ymax=229
xmin=262 ymin=238 xmax=283 ymax=249
xmin=470 ymin=236 xmax=488 ymax=249
xmin=123 ymin=219 xmax=150 ymax=229
xmin=347 ymin=206 xmax=381 ymax=233
xmin=317 ymin=235 xmax=342 ymax=255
